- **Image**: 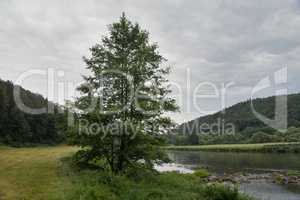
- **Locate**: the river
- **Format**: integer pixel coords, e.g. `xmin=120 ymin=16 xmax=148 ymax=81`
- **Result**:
xmin=156 ymin=150 xmax=300 ymax=200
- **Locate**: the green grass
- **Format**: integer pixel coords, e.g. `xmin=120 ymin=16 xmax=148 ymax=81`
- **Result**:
xmin=193 ymin=169 xmax=210 ymax=178
xmin=165 ymin=142 xmax=300 ymax=153
xmin=61 ymin=159 xmax=253 ymax=200
xmin=287 ymin=170 xmax=300 ymax=177
xmin=0 ymin=145 xmax=77 ymax=200
xmin=0 ymin=145 xmax=254 ymax=200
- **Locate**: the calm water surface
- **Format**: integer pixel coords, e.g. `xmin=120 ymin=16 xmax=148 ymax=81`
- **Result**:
xmin=159 ymin=150 xmax=300 ymax=200
xmin=167 ymin=150 xmax=300 ymax=173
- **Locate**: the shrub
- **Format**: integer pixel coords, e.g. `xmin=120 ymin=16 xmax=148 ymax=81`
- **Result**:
xmin=194 ymin=169 xmax=210 ymax=178
xmin=204 ymin=184 xmax=253 ymax=200
xmin=287 ymin=170 xmax=300 ymax=177
xmin=72 ymin=149 xmax=110 ymax=170
xmin=61 ymin=158 xmax=253 ymax=200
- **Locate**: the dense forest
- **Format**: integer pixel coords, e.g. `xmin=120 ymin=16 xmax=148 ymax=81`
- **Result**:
xmin=0 ymin=79 xmax=67 ymax=146
xmin=2 ymin=76 xmax=300 ymax=147
xmin=167 ymin=93 xmax=300 ymax=145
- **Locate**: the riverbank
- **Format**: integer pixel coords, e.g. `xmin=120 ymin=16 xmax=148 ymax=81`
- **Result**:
xmin=198 ymin=169 xmax=300 ymax=200
xmin=165 ymin=142 xmax=300 ymax=153
xmin=0 ymin=146 xmax=253 ymax=200
xmin=163 ymin=149 xmax=300 ymax=200
xmin=205 ymin=170 xmax=300 ymax=186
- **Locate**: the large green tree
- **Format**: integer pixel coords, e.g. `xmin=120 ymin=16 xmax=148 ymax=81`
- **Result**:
xmin=71 ymin=13 xmax=178 ymax=174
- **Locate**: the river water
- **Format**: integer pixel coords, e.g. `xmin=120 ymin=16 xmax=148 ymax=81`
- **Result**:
xmin=156 ymin=150 xmax=300 ymax=200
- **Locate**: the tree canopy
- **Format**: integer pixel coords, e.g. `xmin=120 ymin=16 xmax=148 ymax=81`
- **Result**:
xmin=0 ymin=79 xmax=67 ymax=146
xmin=70 ymin=13 xmax=178 ymax=174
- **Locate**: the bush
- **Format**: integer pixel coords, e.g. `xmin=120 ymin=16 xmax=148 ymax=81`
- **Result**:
xmin=72 ymin=149 xmax=110 ymax=170
xmin=250 ymin=132 xmax=273 ymax=143
xmin=61 ymin=157 xmax=253 ymax=200
xmin=204 ymin=184 xmax=253 ymax=200
xmin=125 ymin=164 xmax=157 ymax=182
xmin=287 ymin=170 xmax=300 ymax=177
xmin=194 ymin=169 xmax=210 ymax=178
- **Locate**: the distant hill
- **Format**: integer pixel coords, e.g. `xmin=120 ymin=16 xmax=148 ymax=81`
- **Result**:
xmin=164 ymin=93 xmax=300 ymax=145
xmin=177 ymin=93 xmax=300 ymax=135
xmin=0 ymin=79 xmax=67 ymax=146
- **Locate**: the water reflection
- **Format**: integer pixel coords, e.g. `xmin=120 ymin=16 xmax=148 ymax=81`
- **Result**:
xmin=167 ymin=150 xmax=300 ymax=173
xmin=154 ymin=163 xmax=193 ymax=173
xmin=164 ymin=150 xmax=300 ymax=200
xmin=240 ymin=182 xmax=300 ymax=200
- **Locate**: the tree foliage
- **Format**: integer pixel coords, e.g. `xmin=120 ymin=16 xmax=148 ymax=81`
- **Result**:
xmin=178 ymin=93 xmax=300 ymax=134
xmin=168 ymin=93 xmax=300 ymax=145
xmin=70 ymin=14 xmax=178 ymax=174
xmin=0 ymin=79 xmax=67 ymax=146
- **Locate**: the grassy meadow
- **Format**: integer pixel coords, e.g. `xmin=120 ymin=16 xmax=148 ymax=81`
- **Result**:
xmin=0 ymin=146 xmax=77 ymax=200
xmin=0 ymin=145 xmax=254 ymax=200
xmin=165 ymin=142 xmax=300 ymax=153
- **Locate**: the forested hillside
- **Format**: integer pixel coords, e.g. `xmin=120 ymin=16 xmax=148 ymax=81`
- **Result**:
xmin=0 ymin=79 xmax=67 ymax=146
xmin=167 ymin=94 xmax=300 ymax=145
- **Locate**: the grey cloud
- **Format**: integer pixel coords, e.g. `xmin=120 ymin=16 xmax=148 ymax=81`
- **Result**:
xmin=0 ymin=0 xmax=300 ymax=123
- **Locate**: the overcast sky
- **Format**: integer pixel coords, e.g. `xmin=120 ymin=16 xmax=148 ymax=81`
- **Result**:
xmin=1 ymin=0 xmax=300 ymax=123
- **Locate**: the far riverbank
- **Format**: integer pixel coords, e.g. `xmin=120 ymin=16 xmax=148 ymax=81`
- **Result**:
xmin=165 ymin=142 xmax=300 ymax=153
